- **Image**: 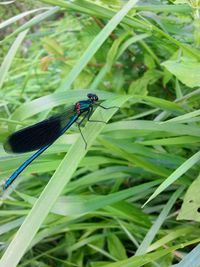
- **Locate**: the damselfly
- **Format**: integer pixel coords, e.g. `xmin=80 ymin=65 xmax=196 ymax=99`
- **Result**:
xmin=3 ymin=93 xmax=116 ymax=190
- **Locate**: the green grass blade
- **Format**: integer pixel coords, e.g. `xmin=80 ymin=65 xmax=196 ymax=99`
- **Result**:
xmin=136 ymin=186 xmax=184 ymax=255
xmin=0 ymin=7 xmax=49 ymax=29
xmin=19 ymin=180 xmax=160 ymax=217
xmin=0 ymin=30 xmax=28 ymax=90
xmin=143 ymin=151 xmax=200 ymax=207
xmin=163 ymin=108 xmax=200 ymax=123
xmin=58 ymin=0 xmax=140 ymax=91
xmin=1 ymin=7 xmax=59 ymax=43
xmin=103 ymin=238 xmax=200 ymax=267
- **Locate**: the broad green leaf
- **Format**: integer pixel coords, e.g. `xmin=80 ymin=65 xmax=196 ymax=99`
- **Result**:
xmin=178 ymin=173 xmax=200 ymax=222
xmin=162 ymin=58 xmax=200 ymax=88
xmin=128 ymin=70 xmax=162 ymax=95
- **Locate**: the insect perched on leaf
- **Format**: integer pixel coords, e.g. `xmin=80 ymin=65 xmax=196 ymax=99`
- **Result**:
xmin=3 ymin=93 xmax=117 ymax=190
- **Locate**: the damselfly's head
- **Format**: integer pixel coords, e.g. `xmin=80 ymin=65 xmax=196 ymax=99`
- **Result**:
xmin=87 ymin=93 xmax=98 ymax=103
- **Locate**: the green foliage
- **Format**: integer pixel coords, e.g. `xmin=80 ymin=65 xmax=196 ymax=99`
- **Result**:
xmin=162 ymin=57 xmax=200 ymax=88
xmin=178 ymin=173 xmax=200 ymax=221
xmin=0 ymin=0 xmax=200 ymax=266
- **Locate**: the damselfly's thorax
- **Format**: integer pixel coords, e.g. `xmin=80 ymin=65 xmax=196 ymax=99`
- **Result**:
xmin=75 ymin=93 xmax=98 ymax=114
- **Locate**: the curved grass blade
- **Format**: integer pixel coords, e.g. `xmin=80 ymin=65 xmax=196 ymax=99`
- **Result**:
xmin=143 ymin=151 xmax=200 ymax=207
xmin=0 ymin=30 xmax=28 ymax=90
xmin=58 ymin=0 xmax=140 ymax=91
xmin=1 ymin=7 xmax=59 ymax=43
xmin=136 ymin=186 xmax=184 ymax=255
xmin=0 ymin=8 xmax=49 ymax=30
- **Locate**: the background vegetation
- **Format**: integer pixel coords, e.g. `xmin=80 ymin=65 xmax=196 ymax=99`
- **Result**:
xmin=0 ymin=0 xmax=200 ymax=266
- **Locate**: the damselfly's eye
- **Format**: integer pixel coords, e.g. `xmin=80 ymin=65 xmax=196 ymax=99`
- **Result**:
xmin=87 ymin=93 xmax=98 ymax=102
xmin=94 ymin=95 xmax=98 ymax=101
xmin=87 ymin=93 xmax=92 ymax=99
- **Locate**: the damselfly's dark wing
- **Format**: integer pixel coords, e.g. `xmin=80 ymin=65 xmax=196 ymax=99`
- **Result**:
xmin=4 ymin=108 xmax=77 ymax=153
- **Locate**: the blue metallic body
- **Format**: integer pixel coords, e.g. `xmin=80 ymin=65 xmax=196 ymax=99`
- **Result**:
xmin=3 ymin=114 xmax=79 ymax=190
xmin=3 ymin=94 xmax=99 ymax=190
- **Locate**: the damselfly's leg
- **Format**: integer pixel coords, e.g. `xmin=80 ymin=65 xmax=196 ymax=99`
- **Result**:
xmin=87 ymin=104 xmax=118 ymax=123
xmin=77 ymin=110 xmax=91 ymax=149
xmin=77 ymin=104 xmax=118 ymax=149
xmin=96 ymin=104 xmax=119 ymax=110
xmin=77 ymin=107 xmax=105 ymax=149
xmin=87 ymin=106 xmax=107 ymax=124
xmin=78 ymin=126 xmax=87 ymax=149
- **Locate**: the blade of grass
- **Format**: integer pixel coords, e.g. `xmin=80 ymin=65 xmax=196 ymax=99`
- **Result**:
xmin=147 ymin=227 xmax=196 ymax=253
xmin=103 ymin=238 xmax=200 ymax=267
xmin=58 ymin=0 xmax=140 ymax=91
xmin=1 ymin=7 xmax=60 ymax=43
xmin=104 ymin=120 xmax=200 ymax=137
xmin=163 ymin=109 xmax=200 ymax=123
xmin=138 ymin=136 xmax=200 ymax=146
xmin=0 ymin=30 xmax=29 ymax=90
xmin=0 ymin=7 xmax=49 ymax=29
xmin=18 ymin=180 xmax=160 ymax=217
xmin=136 ymin=186 xmax=185 ymax=255
xmin=143 ymin=151 xmax=200 ymax=207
